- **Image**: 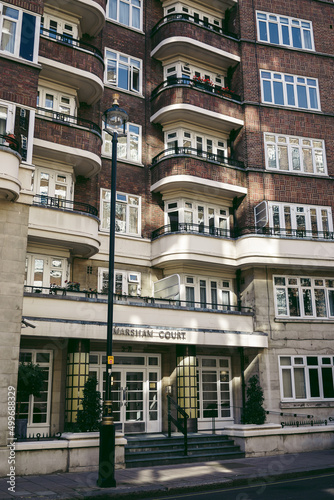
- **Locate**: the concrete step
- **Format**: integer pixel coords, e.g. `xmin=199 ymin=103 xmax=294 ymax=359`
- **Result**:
xmin=126 ymin=450 xmax=245 ymax=468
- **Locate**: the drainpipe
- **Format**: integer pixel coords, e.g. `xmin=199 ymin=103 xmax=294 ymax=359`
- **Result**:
xmin=239 ymin=347 xmax=246 ymax=420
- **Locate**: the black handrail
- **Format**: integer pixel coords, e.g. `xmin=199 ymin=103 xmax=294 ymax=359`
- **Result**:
xmin=152 ymin=13 xmax=239 ymax=40
xmin=152 ymin=223 xmax=231 ymax=240
xmin=40 ymin=27 xmax=104 ymax=61
xmin=33 ymin=194 xmax=99 ymax=216
xmin=151 ymin=146 xmax=245 ymax=169
xmin=236 ymin=226 xmax=334 ymax=240
xmin=151 ymin=77 xmax=241 ymax=102
xmin=35 ymin=107 xmax=101 ymax=135
xmin=0 ymin=133 xmax=20 ymax=151
xmin=167 ymin=395 xmax=188 ymax=456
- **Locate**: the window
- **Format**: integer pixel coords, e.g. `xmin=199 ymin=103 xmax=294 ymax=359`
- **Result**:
xmin=164 ymin=61 xmax=226 ymax=89
xmin=260 ymin=70 xmax=320 ymax=110
xmin=103 ymin=122 xmax=141 ymax=163
xmin=105 ymin=50 xmax=142 ymax=94
xmin=41 ymin=12 xmax=79 ymax=43
xmin=273 ymin=276 xmax=334 ymax=319
xmin=98 ymin=268 xmax=141 ymax=295
xmin=165 ymin=198 xmax=230 ymax=236
xmin=34 ymin=167 xmax=73 ymax=204
xmin=265 ymin=202 xmax=333 ymax=238
xmin=163 ymin=3 xmax=222 ymax=30
xmin=279 ymin=355 xmax=334 ymax=401
xmin=0 ymin=102 xmax=14 ymax=140
xmin=183 ymin=275 xmax=231 ymax=310
xmin=25 ymin=254 xmax=68 ymax=289
xmin=100 ymin=189 xmax=141 ymax=236
xmin=18 ymin=350 xmax=53 ymax=430
xmin=264 ymin=133 xmax=326 ymax=175
xmin=108 ymin=0 xmax=142 ymax=30
xmin=165 ymin=128 xmax=227 ymax=160
xmin=0 ymin=4 xmax=39 ymax=62
xmin=257 ymin=12 xmax=314 ymax=51
xmin=37 ymin=86 xmax=77 ymax=119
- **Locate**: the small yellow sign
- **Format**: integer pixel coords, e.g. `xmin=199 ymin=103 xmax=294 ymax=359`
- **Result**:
xmin=108 ymin=356 xmax=114 ymax=364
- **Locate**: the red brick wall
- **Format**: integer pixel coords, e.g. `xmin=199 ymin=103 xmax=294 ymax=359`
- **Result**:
xmin=0 ymin=60 xmax=39 ymax=108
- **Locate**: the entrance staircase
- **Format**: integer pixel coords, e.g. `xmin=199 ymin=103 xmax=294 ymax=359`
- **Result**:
xmin=125 ymin=433 xmax=245 ymax=468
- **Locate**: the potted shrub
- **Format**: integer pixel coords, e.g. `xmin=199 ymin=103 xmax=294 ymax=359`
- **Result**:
xmin=16 ymin=362 xmax=45 ymax=438
xmin=241 ymin=375 xmax=266 ymax=425
xmin=76 ymin=376 xmax=102 ymax=431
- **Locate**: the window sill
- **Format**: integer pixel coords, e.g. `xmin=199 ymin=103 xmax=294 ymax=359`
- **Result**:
xmin=259 ymin=102 xmax=322 ymax=113
xmin=280 ymin=401 xmax=334 ymax=408
xmin=101 ymin=154 xmax=144 ymax=167
xmin=105 ymin=18 xmax=145 ymax=36
xmin=103 ymin=83 xmax=145 ymax=99
xmin=0 ymin=52 xmax=41 ymax=69
xmin=275 ymin=318 xmax=334 ymax=323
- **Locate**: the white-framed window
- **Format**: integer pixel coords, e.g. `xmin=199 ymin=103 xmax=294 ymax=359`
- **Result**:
xmin=197 ymin=356 xmax=232 ymax=420
xmin=279 ymin=355 xmax=334 ymax=401
xmin=105 ymin=49 xmax=142 ymax=94
xmin=164 ymin=61 xmax=226 ymax=89
xmin=37 ymin=86 xmax=77 ymax=118
xmin=256 ymin=12 xmax=314 ymax=51
xmin=25 ymin=254 xmax=69 ymax=289
xmin=266 ymin=202 xmax=333 ymax=238
xmin=183 ymin=275 xmax=231 ymax=310
xmin=0 ymin=101 xmax=15 ymax=138
xmin=41 ymin=12 xmax=79 ymax=43
xmin=165 ymin=198 xmax=230 ymax=236
xmin=107 ymin=0 xmax=142 ymax=30
xmin=0 ymin=101 xmax=33 ymax=162
xmin=100 ymin=189 xmax=141 ymax=236
xmin=165 ymin=128 xmax=227 ymax=160
xmin=0 ymin=4 xmax=40 ymax=62
xmin=98 ymin=268 xmax=141 ymax=295
xmin=33 ymin=167 xmax=73 ymax=202
xmin=103 ymin=122 xmax=141 ymax=163
xmin=273 ymin=276 xmax=334 ymax=319
xmin=260 ymin=70 xmax=320 ymax=110
xmin=264 ymin=133 xmax=326 ymax=175
xmin=18 ymin=350 xmax=53 ymax=430
xmin=164 ymin=3 xmax=222 ymax=30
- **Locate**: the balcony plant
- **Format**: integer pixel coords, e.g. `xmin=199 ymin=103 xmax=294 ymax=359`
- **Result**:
xmin=16 ymin=362 xmax=45 ymax=438
xmin=65 ymin=280 xmax=80 ymax=291
xmin=2 ymin=132 xmax=18 ymax=151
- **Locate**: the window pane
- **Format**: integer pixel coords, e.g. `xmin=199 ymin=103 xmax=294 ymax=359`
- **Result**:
xmin=286 ymin=84 xmax=295 ymax=106
xmin=278 ymin=146 xmax=289 ymax=170
xmin=129 ymin=206 xmax=138 ymax=233
xmin=109 ymin=0 xmax=117 ymax=19
xmin=276 ymin=288 xmax=287 ymax=315
xmin=1 ymin=19 xmax=16 ymax=53
xmin=302 ymin=289 xmax=313 ymax=316
xmin=315 ymin=288 xmax=327 ymax=317
xmin=268 ymin=22 xmax=279 ymax=44
xmin=291 ymin=27 xmax=302 ymax=48
xmin=132 ymin=6 xmax=140 ymax=29
xmin=329 ymin=290 xmax=334 ymax=317
xmin=115 ymin=202 xmax=126 ymax=232
xmin=259 ymin=21 xmax=267 ymax=41
xmin=294 ymin=368 xmax=306 ymax=398
xmin=267 ymin=144 xmax=277 ymax=168
xmin=315 ymin=150 xmax=324 ymax=174
xmin=263 ymin=80 xmax=272 ymax=102
xmin=118 ymin=64 xmax=129 ymax=90
xmin=291 ymin=147 xmax=301 ymax=171
xmin=282 ymin=369 xmax=292 ymax=398
xmin=120 ymin=1 xmax=130 ymax=25
xmin=297 ymin=85 xmax=308 ymax=108
xmin=309 ymin=87 xmax=318 ymax=109
xmin=273 ymin=81 xmax=284 ymax=105
xmin=288 ymin=288 xmax=300 ymax=316
xmin=309 ymin=369 xmax=320 ymax=397
xmin=302 ymin=148 xmax=313 ymax=173
xmin=322 ymin=368 xmax=334 ymax=398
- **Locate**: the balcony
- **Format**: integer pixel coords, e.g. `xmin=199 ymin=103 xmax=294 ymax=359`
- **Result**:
xmin=151 ymin=14 xmax=240 ymax=68
xmin=151 ymin=147 xmax=246 ymax=198
xmin=39 ymin=30 xmax=104 ymax=105
xmin=151 ymin=83 xmax=243 ymax=133
xmin=22 ymin=288 xmax=268 ymax=349
xmin=44 ymin=0 xmax=106 ymax=37
xmin=28 ymin=195 xmax=100 ymax=257
xmin=33 ymin=109 xmax=102 ymax=178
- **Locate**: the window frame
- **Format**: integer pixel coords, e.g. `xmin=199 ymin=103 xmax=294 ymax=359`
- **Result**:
xmin=98 ymin=267 xmax=141 ymax=295
xmin=279 ymin=355 xmax=334 ymax=402
xmin=25 ymin=253 xmax=69 ymax=289
xmin=41 ymin=11 xmax=80 ymax=42
xmin=273 ymin=275 xmax=334 ymax=319
xmin=256 ymin=11 xmax=315 ymax=51
xmin=33 ymin=166 xmax=73 ymax=201
xmin=107 ymin=0 xmax=143 ymax=31
xmin=105 ymin=48 xmax=142 ymax=95
xmin=264 ymin=133 xmax=327 ymax=176
xmin=260 ymin=70 xmax=320 ymax=110
xmin=164 ymin=127 xmax=227 ymax=159
xmin=103 ymin=121 xmax=142 ymax=164
xmin=100 ymin=188 xmax=141 ymax=236
xmin=37 ymin=85 xmax=77 ymax=117
xmin=0 ymin=4 xmax=40 ymax=62
xmin=182 ymin=275 xmax=232 ymax=310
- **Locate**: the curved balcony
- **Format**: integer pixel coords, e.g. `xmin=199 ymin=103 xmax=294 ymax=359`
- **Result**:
xmin=150 ymin=148 xmax=247 ymax=198
xmin=39 ymin=31 xmax=104 ymax=105
xmin=28 ymin=195 xmax=100 ymax=258
xmin=33 ymin=109 xmax=102 ymax=178
xmin=151 ymin=84 xmax=244 ymax=133
xmin=44 ymin=0 xmax=106 ymax=37
xmin=0 ymin=137 xmax=21 ymax=201
xmin=151 ymin=14 xmax=239 ymax=68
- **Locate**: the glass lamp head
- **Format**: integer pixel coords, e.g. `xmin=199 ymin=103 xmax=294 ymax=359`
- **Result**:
xmin=103 ymin=93 xmax=129 ymax=136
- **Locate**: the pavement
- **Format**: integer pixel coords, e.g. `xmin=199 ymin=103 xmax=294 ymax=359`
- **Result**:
xmin=1 ymin=449 xmax=334 ymax=500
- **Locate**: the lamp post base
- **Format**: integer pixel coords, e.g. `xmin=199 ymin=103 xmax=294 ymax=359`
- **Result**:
xmin=97 ymin=406 xmax=116 ymax=488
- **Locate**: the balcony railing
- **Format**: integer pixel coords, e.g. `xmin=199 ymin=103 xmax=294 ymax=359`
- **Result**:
xmin=151 ymin=77 xmax=241 ymax=101
xmin=151 ymin=147 xmax=245 ymax=169
xmin=23 ymin=286 xmax=252 ymax=313
xmin=40 ymin=27 xmax=104 ymax=61
xmin=35 ymin=107 xmax=101 ymax=135
xmin=151 ymin=13 xmax=239 ymax=40
xmin=152 ymin=224 xmax=334 ymax=241
xmin=33 ymin=194 xmax=99 ymax=217
xmin=152 ymin=223 xmax=231 ymax=240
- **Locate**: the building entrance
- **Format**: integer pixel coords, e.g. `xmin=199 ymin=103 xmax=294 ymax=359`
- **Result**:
xmin=89 ymin=353 xmax=161 ymax=433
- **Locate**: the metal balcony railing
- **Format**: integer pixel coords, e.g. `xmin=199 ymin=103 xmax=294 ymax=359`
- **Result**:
xmin=0 ymin=133 xmax=20 ymax=151
xmin=236 ymin=226 xmax=334 ymax=240
xmin=152 ymin=223 xmax=231 ymax=240
xmin=40 ymin=27 xmax=104 ymax=61
xmin=35 ymin=107 xmax=101 ymax=135
xmin=33 ymin=194 xmax=99 ymax=217
xmin=151 ymin=146 xmax=245 ymax=169
xmin=151 ymin=13 xmax=239 ymax=40
xmin=151 ymin=77 xmax=241 ymax=101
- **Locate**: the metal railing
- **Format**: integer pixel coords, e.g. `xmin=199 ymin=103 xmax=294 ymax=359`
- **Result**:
xmin=151 ymin=146 xmax=245 ymax=168
xmin=152 ymin=13 xmax=239 ymax=40
xmin=152 ymin=223 xmax=231 ymax=240
xmin=40 ymin=27 xmax=104 ymax=61
xmin=0 ymin=133 xmax=20 ymax=151
xmin=35 ymin=107 xmax=101 ymax=135
xmin=33 ymin=194 xmax=98 ymax=216
xmin=167 ymin=395 xmax=189 ymax=456
xmin=151 ymin=77 xmax=241 ymax=102
xmin=236 ymin=226 xmax=334 ymax=240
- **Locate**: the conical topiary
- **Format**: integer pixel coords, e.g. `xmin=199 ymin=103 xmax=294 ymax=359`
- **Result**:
xmin=76 ymin=376 xmax=102 ymax=431
xmin=242 ymin=375 xmax=266 ymax=425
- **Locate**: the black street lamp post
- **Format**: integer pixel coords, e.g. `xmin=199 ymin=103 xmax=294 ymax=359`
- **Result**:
xmin=98 ymin=94 xmax=128 ymax=488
